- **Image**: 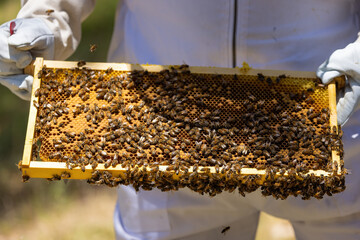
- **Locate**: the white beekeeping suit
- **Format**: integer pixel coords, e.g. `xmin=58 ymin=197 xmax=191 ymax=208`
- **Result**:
xmin=1 ymin=0 xmax=359 ymax=239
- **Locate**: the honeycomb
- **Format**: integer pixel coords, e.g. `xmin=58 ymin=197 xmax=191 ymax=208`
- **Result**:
xmin=26 ymin=61 xmax=345 ymax=200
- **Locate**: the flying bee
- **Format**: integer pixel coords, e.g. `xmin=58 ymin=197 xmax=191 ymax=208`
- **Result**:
xmin=45 ymin=9 xmax=54 ymax=15
xmin=89 ymin=44 xmax=97 ymax=53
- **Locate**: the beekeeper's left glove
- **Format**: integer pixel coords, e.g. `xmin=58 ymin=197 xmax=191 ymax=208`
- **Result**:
xmin=0 ymin=18 xmax=54 ymax=100
xmin=317 ymin=36 xmax=360 ymax=126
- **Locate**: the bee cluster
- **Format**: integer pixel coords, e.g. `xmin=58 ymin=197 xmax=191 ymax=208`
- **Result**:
xmin=31 ymin=63 xmax=345 ymax=199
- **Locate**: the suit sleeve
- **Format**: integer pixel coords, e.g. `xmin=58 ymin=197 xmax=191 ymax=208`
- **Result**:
xmin=17 ymin=0 xmax=96 ymax=60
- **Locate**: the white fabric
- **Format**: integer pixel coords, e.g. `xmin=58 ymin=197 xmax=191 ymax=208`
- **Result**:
xmin=0 ymin=18 xmax=54 ymax=100
xmin=117 ymin=186 xmax=171 ymax=233
xmin=291 ymin=212 xmax=360 ymax=240
xmin=108 ymin=0 xmax=358 ymax=71
xmin=114 ymin=187 xmax=260 ymax=240
xmin=0 ymin=75 xmax=34 ymax=101
xmin=317 ymin=40 xmax=360 ymax=125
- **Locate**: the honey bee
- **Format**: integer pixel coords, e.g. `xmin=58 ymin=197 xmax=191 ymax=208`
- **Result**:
xmin=61 ymin=171 xmax=71 ymax=179
xmin=81 ymin=94 xmax=90 ymax=101
xmin=305 ymin=96 xmax=314 ymax=104
xmin=179 ymin=63 xmax=189 ymax=69
xmin=80 ymin=164 xmax=86 ymax=172
xmin=247 ymin=92 xmax=256 ymax=101
xmin=266 ymin=77 xmax=272 ymax=86
xmin=22 ymin=175 xmax=30 ymax=182
xmin=104 ymin=159 xmax=112 ymax=168
xmin=294 ymin=103 xmax=302 ymax=111
xmin=307 ymin=87 xmax=314 ymax=93
xmin=314 ymin=192 xmax=324 ymax=200
xmin=90 ymin=44 xmax=97 ymax=53
xmin=257 ymin=73 xmax=265 ymax=81
xmin=76 ymin=60 xmax=86 ymax=68
xmin=308 ymin=112 xmax=319 ymax=120
xmin=316 ymin=83 xmax=325 ymax=88
xmin=54 ymin=144 xmax=65 ymax=150
xmin=275 ymin=74 xmax=286 ymax=84
xmin=33 ymin=100 xmax=39 ymax=108
xmin=45 ymin=9 xmax=54 ymax=15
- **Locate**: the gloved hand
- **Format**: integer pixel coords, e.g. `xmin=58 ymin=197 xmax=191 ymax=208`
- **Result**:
xmin=317 ymin=37 xmax=360 ymax=126
xmin=0 ymin=18 xmax=54 ymax=100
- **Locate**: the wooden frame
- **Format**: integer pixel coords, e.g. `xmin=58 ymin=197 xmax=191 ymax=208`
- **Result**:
xmin=20 ymin=58 xmax=341 ymax=180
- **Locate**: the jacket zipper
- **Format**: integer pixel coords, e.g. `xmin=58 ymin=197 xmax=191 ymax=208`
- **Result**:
xmin=232 ymin=0 xmax=238 ymax=68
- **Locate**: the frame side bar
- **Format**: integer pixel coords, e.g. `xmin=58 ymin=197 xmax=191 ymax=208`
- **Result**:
xmin=21 ymin=57 xmax=44 ymax=167
xmin=328 ymin=82 xmax=341 ymax=175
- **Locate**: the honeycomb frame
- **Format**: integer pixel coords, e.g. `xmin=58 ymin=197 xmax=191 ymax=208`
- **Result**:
xmin=19 ymin=58 xmax=344 ymax=199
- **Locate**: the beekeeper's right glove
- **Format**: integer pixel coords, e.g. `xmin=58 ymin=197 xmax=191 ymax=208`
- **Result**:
xmin=0 ymin=18 xmax=54 ymax=100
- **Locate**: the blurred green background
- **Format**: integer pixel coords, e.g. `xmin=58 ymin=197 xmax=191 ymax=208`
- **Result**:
xmin=0 ymin=1 xmax=295 ymax=239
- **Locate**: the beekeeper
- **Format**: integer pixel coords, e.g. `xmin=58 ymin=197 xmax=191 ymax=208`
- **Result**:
xmin=0 ymin=1 xmax=359 ymax=239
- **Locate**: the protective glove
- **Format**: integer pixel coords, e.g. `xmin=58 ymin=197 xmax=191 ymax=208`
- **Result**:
xmin=0 ymin=18 xmax=54 ymax=100
xmin=317 ymin=37 xmax=360 ymax=126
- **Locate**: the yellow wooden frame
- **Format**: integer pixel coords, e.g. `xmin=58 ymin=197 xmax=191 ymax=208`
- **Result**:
xmin=20 ymin=58 xmax=340 ymax=180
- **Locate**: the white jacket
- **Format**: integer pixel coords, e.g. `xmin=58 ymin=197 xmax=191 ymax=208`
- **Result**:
xmin=17 ymin=0 xmax=360 ymax=236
